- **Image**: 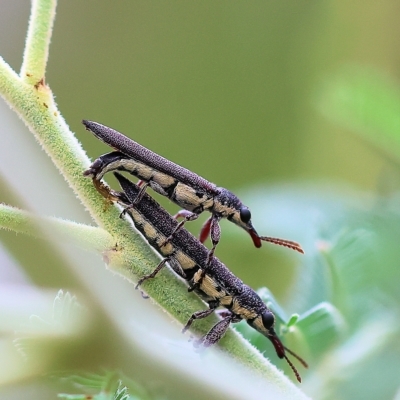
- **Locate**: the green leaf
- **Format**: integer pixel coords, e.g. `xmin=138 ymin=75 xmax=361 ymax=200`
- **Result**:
xmin=296 ymin=302 xmax=345 ymax=356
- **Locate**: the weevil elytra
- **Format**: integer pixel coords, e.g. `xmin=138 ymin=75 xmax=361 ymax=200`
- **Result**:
xmin=92 ymin=172 xmax=308 ymax=382
xmin=83 ymin=120 xmax=304 ymax=263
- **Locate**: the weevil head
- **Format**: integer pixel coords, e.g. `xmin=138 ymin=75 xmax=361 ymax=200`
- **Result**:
xmin=215 ymin=188 xmax=261 ymax=247
xmin=247 ymin=305 xmax=307 ymax=383
xmin=247 ymin=308 xmax=277 ymax=340
xmin=235 ymin=287 xmax=306 ymax=382
xmin=248 ymin=309 xmax=288 ymax=359
xmin=246 ymin=304 xmax=284 ymax=359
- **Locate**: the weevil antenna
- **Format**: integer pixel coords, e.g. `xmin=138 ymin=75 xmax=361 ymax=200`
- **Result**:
xmin=284 ymin=346 xmax=309 ymax=368
xmin=268 ymin=333 xmax=307 ymax=383
xmin=259 ymin=236 xmax=304 ymax=254
xmin=284 ymin=355 xmax=302 ymax=383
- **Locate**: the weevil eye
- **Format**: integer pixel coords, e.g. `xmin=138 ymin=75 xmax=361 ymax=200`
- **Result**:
xmin=261 ymin=311 xmax=275 ymax=330
xmin=239 ymin=207 xmax=251 ymax=223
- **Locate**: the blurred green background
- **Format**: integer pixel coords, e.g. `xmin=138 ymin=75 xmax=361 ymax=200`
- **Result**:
xmin=1 ymin=1 xmax=400 ymax=399
xmin=50 ymin=1 xmax=400 ymax=292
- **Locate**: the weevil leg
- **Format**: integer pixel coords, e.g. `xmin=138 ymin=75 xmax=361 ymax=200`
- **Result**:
xmin=135 ymin=257 xmax=170 ymax=299
xmin=215 ymin=309 xmax=232 ymax=319
xmin=136 ymin=257 xmax=185 ymax=299
xmin=174 ymin=209 xmax=195 ymax=220
xmin=199 ymin=217 xmax=212 ymax=243
xmin=160 ymin=211 xmax=199 ymax=247
xmin=182 ymin=301 xmax=218 ymax=333
xmin=91 ymin=178 xmax=120 ymax=202
xmin=136 ymin=257 xmax=170 ymax=289
xmin=206 ymin=215 xmax=221 ymax=265
xmin=139 ymin=291 xmax=150 ymax=299
xmin=120 ymin=181 xmax=149 ymax=217
xmin=128 ymin=180 xmax=149 ymax=206
xmin=197 ymin=314 xmax=233 ymax=347
xmin=167 ymin=257 xmax=186 ymax=279
xmin=197 ymin=313 xmax=242 ymax=347
xmin=191 ymin=216 xmax=220 ymax=286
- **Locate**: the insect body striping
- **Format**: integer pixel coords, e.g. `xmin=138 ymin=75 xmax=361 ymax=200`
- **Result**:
xmin=115 ymin=172 xmax=243 ymax=294
xmin=83 ymin=120 xmax=304 ymax=257
xmin=99 ymin=172 xmax=307 ymax=382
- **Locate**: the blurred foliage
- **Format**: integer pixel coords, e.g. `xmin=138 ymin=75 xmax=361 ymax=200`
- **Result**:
xmin=2 ymin=1 xmax=400 ymax=400
xmin=236 ymin=184 xmax=400 ymax=399
xmin=316 ymin=65 xmax=400 ymax=159
xmin=13 ymin=291 xmax=86 ymax=360
xmin=57 ymin=371 xmax=152 ymax=400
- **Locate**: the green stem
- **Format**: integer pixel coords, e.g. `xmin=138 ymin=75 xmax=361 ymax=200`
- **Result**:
xmin=0 ymin=204 xmax=113 ymax=252
xmin=0 ymin=55 xmax=24 ymax=99
xmin=20 ymin=0 xmax=57 ymax=84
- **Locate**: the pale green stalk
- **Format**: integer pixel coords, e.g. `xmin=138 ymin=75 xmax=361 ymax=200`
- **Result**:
xmin=0 ymin=204 xmax=113 ymax=252
xmin=20 ymin=0 xmax=56 ymax=84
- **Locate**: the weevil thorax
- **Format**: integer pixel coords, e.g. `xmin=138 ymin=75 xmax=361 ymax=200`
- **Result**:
xmin=213 ymin=188 xmax=262 ymax=247
xmin=213 ymin=187 xmax=249 ymax=222
xmin=228 ymin=285 xmax=273 ymax=331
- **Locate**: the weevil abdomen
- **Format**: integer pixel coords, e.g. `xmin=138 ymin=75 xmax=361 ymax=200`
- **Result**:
xmin=86 ymin=152 xmax=215 ymax=213
xmin=171 ymin=183 xmax=214 ymax=213
xmin=192 ymin=271 xmax=226 ymax=300
xmin=85 ymin=151 xmax=178 ymax=196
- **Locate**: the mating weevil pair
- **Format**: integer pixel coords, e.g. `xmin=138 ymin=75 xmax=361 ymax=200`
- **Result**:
xmin=83 ymin=120 xmax=304 ymax=264
xmin=90 ymin=173 xmax=307 ymax=382
xmin=83 ymin=120 xmax=307 ymax=382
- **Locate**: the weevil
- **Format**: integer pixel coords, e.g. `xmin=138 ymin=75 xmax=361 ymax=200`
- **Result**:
xmin=93 ymin=172 xmax=308 ymax=382
xmin=83 ymin=120 xmax=304 ymax=263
